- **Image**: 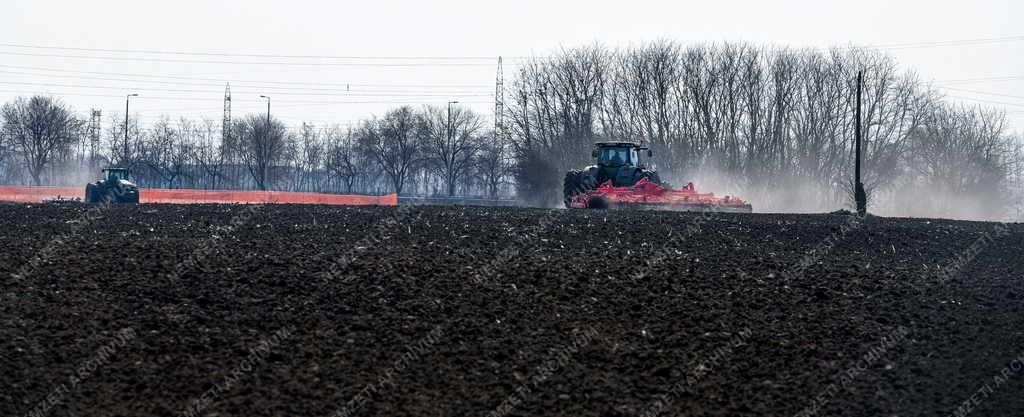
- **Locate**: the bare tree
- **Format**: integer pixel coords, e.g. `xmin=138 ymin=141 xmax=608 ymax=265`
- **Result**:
xmin=294 ymin=123 xmax=326 ymax=192
xmin=192 ymin=118 xmax=225 ymax=189
xmin=106 ymin=112 xmax=143 ymax=170
xmin=506 ymin=45 xmax=610 ymax=205
xmin=421 ymin=105 xmax=485 ymax=196
xmin=357 ymin=106 xmax=421 ymax=195
xmin=1 ymin=96 xmax=83 ymax=185
xmin=232 ymin=114 xmax=292 ymax=190
xmin=324 ymin=126 xmax=363 ymax=193
xmin=475 ymin=133 xmax=511 ymax=197
xmin=137 ymin=117 xmax=192 ymax=188
xmin=899 ymin=103 xmax=1016 ymax=218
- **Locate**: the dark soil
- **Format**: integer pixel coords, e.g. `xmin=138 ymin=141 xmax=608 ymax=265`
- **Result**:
xmin=2 ymin=203 xmax=1022 ymax=417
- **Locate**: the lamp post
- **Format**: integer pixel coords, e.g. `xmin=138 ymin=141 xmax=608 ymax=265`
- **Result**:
xmin=124 ymin=93 xmax=138 ymax=163
xmin=446 ymin=100 xmax=459 ymax=143
xmin=259 ymin=95 xmax=271 ymax=126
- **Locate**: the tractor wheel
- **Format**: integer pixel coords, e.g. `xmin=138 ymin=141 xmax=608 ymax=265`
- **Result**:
xmin=84 ymin=183 xmax=95 ymax=203
xmin=564 ymin=170 xmax=601 ymax=208
xmin=581 ymin=170 xmax=599 ymax=189
xmin=563 ymin=170 xmax=581 ymax=208
xmin=124 ymin=190 xmax=140 ymax=204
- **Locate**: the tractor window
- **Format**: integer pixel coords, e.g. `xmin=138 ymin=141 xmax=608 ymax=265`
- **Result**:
xmin=106 ymin=170 xmax=126 ymax=181
xmin=598 ymin=147 xmax=636 ymax=166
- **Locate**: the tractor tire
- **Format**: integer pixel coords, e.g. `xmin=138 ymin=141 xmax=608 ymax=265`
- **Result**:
xmin=563 ymin=170 xmax=581 ymax=208
xmin=564 ymin=170 xmax=601 ymax=208
xmin=581 ymin=170 xmax=599 ymax=189
xmin=124 ymin=190 xmax=140 ymax=204
xmin=84 ymin=184 xmax=95 ymax=203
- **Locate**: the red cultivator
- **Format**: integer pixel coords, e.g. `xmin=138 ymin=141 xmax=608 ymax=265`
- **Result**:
xmin=569 ymin=178 xmax=753 ymax=212
xmin=563 ymin=141 xmax=753 ymax=212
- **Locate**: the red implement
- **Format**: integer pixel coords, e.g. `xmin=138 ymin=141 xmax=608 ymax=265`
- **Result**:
xmin=569 ymin=178 xmax=752 ymax=212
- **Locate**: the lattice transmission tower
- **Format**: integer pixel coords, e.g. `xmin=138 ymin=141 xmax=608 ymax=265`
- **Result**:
xmin=494 ymin=56 xmax=504 ymax=140
xmin=222 ymin=83 xmax=232 ymax=143
xmin=88 ymin=109 xmax=102 ymax=168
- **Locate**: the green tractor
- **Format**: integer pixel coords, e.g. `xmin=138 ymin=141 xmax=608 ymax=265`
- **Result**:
xmin=85 ymin=168 xmax=140 ymax=204
xmin=563 ymin=142 xmax=662 ymax=207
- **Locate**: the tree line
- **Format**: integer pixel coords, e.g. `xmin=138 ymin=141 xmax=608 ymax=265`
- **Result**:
xmin=1 ymin=41 xmax=1021 ymax=219
xmin=505 ymin=41 xmax=1022 ymax=219
xmin=0 ymin=98 xmax=514 ymax=198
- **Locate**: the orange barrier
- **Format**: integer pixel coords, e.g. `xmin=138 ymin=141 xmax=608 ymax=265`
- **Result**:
xmin=141 ymin=188 xmax=397 ymax=205
xmin=0 ymin=186 xmax=397 ymax=206
xmin=0 ymin=186 xmax=82 ymax=203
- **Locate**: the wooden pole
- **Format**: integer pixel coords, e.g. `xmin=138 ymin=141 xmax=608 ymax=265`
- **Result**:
xmin=855 ymin=71 xmax=867 ymax=215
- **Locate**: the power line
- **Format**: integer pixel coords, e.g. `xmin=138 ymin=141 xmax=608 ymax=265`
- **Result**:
xmin=0 ymin=80 xmax=492 ymax=98
xmin=859 ymin=35 xmax=1024 ymax=50
xmin=0 ymin=89 xmax=490 ymax=105
xmin=0 ymin=69 xmax=492 ymax=94
xmin=0 ymin=51 xmax=497 ymax=67
xmin=3 ymin=35 xmax=1021 ymax=60
xmin=0 ymin=43 xmax=507 ymax=60
xmin=0 ymin=89 xmax=210 ymax=100
xmin=6 ymin=64 xmax=1019 ymax=100
xmin=937 ymin=76 xmax=1024 ymax=85
xmin=938 ymin=86 xmax=1024 ymax=101
xmin=790 ymin=36 xmax=1024 ymax=52
xmin=947 ymin=96 xmax=1024 ymax=108
xmin=0 ymin=64 xmax=493 ymax=88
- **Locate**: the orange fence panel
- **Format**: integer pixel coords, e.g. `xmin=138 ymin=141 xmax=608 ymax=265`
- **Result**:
xmin=0 ymin=186 xmax=397 ymax=206
xmin=0 ymin=186 xmax=82 ymax=203
xmin=141 ymin=189 xmax=397 ymax=205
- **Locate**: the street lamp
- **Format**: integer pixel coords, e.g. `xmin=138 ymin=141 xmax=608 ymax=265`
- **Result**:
xmin=259 ymin=95 xmax=271 ymax=125
xmin=124 ymin=93 xmax=138 ymax=163
xmin=447 ymin=100 xmax=459 ymax=144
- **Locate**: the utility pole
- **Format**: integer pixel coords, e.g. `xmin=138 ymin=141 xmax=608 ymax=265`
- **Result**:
xmin=124 ymin=93 xmax=138 ymax=164
xmin=854 ymin=71 xmax=867 ymax=216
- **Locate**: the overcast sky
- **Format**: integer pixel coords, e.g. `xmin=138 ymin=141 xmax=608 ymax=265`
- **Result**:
xmin=2 ymin=0 xmax=1021 ymax=133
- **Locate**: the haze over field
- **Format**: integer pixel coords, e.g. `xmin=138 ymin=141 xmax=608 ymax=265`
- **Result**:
xmin=2 ymin=0 xmax=1022 ymax=130
xmin=1 ymin=0 xmax=1022 ymax=221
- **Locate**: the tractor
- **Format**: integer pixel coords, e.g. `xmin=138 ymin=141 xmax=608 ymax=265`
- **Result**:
xmin=563 ymin=142 xmax=661 ymax=207
xmin=563 ymin=142 xmax=752 ymax=212
xmin=85 ymin=168 xmax=140 ymax=204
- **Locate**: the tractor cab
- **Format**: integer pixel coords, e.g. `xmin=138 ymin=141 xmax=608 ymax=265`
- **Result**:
xmin=596 ymin=146 xmax=637 ymax=167
xmin=593 ymin=142 xmax=651 ymax=167
xmin=103 ymin=168 xmax=130 ymax=182
xmin=590 ymin=142 xmax=654 ymax=185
